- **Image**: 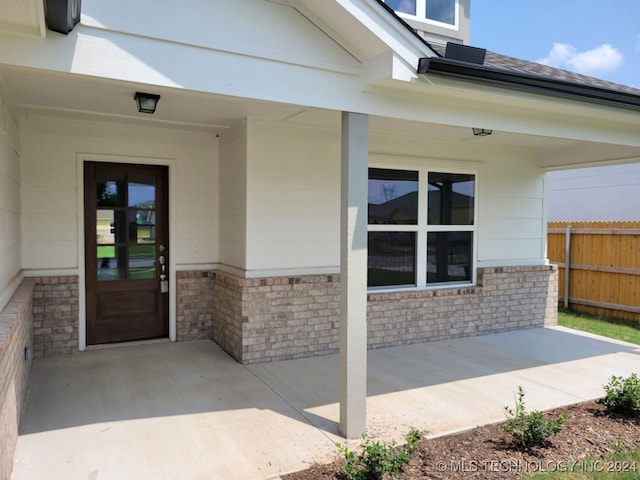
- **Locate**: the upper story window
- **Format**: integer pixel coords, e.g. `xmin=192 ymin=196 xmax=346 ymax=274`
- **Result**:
xmin=384 ymin=0 xmax=457 ymax=27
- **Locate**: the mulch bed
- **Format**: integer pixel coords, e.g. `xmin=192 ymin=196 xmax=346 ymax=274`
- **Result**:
xmin=283 ymin=400 xmax=640 ymax=479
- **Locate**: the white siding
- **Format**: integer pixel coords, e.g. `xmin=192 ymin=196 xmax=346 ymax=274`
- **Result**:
xmin=0 ymin=93 xmax=21 ymax=309
xmin=242 ymin=121 xmax=547 ymax=275
xmin=546 ymin=165 xmax=640 ymax=221
xmin=246 ymin=121 xmax=340 ymax=273
xmin=218 ymin=122 xmax=248 ymax=271
xmin=479 ymin=156 xmax=546 ymax=265
xmin=19 ymin=116 xmax=218 ymax=271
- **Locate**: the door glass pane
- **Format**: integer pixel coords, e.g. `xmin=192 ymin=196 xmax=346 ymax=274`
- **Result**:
xmin=427 ymin=231 xmax=472 ymax=283
xmin=96 ymin=173 xmax=125 ymax=207
xmin=428 ymin=172 xmax=475 ymax=225
xmin=129 ymin=175 xmax=156 ymax=208
xmin=97 ymin=246 xmax=126 ymax=281
xmin=369 ymin=168 xmax=419 ymax=225
xmin=368 ymin=232 xmax=416 ymax=287
xmin=96 ymin=210 xmax=114 ymax=245
xmin=129 ymin=245 xmax=156 ymax=279
xmin=129 ymin=210 xmax=156 ymax=244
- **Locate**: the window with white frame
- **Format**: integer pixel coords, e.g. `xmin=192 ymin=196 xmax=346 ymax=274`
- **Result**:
xmin=368 ymin=167 xmax=476 ymax=289
xmin=384 ymin=0 xmax=457 ymax=27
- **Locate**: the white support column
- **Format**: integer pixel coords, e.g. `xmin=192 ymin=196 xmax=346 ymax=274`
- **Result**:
xmin=339 ymin=111 xmax=368 ymax=438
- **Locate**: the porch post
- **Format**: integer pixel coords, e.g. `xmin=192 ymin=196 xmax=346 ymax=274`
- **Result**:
xmin=339 ymin=111 xmax=368 ymax=438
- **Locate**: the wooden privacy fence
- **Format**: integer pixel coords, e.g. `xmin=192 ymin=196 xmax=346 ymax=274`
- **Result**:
xmin=548 ymin=221 xmax=640 ymax=321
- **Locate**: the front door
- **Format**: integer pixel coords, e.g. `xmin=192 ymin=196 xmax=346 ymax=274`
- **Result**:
xmin=84 ymin=162 xmax=169 ymax=345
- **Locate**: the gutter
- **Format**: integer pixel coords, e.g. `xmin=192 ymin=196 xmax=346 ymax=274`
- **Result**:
xmin=418 ymin=56 xmax=640 ymax=112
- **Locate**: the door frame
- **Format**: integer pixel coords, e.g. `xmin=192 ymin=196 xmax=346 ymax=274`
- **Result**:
xmin=76 ymin=153 xmax=176 ymax=351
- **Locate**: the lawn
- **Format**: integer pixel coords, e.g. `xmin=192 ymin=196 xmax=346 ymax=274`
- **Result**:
xmin=558 ymin=309 xmax=640 ymax=346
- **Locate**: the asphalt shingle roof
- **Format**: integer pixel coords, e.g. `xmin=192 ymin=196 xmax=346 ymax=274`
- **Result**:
xmin=428 ymin=43 xmax=640 ymax=97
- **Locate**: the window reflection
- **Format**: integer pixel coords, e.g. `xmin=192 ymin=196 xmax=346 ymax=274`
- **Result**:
xmin=97 ymin=246 xmax=126 ymax=281
xmin=128 ymin=175 xmax=156 ymax=208
xmin=428 ymin=172 xmax=475 ymax=225
xmin=129 ymin=245 xmax=156 ymax=279
xmin=96 ymin=173 xmax=158 ymax=282
xmin=368 ymin=232 xmax=416 ymax=287
xmin=427 ymin=232 xmax=472 ymax=283
xmin=96 ymin=174 xmax=124 ymax=207
xmin=426 ymin=0 xmax=455 ymax=25
xmin=369 ymin=168 xmax=419 ymax=225
xmin=384 ymin=0 xmax=416 ymax=15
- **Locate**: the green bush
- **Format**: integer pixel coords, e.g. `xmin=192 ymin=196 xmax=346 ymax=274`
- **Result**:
xmin=598 ymin=373 xmax=640 ymax=417
xmin=336 ymin=429 xmax=421 ymax=480
xmin=501 ymin=386 xmax=567 ymax=448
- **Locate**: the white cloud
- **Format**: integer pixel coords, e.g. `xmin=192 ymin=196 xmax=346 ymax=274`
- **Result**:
xmin=537 ymin=42 xmax=623 ymax=77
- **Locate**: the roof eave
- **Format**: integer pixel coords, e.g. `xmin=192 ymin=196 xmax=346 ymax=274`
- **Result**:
xmin=418 ymin=57 xmax=640 ymax=112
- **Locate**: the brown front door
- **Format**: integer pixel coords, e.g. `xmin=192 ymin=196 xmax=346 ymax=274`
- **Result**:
xmin=84 ymin=162 xmax=169 ymax=345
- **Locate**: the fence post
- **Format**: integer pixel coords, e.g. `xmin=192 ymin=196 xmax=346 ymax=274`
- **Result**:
xmin=564 ymin=225 xmax=572 ymax=309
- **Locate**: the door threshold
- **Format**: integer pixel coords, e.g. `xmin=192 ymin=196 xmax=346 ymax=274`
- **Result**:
xmin=86 ymin=338 xmax=171 ymax=351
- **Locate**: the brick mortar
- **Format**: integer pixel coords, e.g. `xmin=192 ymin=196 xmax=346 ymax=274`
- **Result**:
xmin=0 ymin=278 xmax=35 ymax=480
xmin=32 ymin=276 xmax=79 ymax=358
xmin=213 ymin=266 xmax=558 ymax=364
xmin=176 ymin=270 xmax=215 ymax=342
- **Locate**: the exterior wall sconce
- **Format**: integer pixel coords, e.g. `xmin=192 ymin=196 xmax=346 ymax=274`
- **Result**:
xmin=472 ymin=128 xmax=493 ymax=136
xmin=134 ymin=92 xmax=161 ymax=114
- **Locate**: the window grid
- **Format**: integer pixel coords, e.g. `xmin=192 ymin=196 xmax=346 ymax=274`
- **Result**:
xmin=368 ymin=166 xmax=477 ymax=290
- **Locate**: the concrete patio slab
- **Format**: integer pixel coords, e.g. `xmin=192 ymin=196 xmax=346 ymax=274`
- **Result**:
xmin=11 ymin=326 xmax=640 ymax=480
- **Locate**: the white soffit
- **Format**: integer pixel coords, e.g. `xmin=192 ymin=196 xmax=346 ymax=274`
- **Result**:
xmin=0 ymin=0 xmax=45 ymax=37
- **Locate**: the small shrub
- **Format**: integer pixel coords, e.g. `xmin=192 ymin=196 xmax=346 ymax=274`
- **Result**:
xmin=501 ymin=386 xmax=567 ymax=448
xmin=598 ymin=373 xmax=640 ymax=417
xmin=336 ymin=429 xmax=421 ymax=480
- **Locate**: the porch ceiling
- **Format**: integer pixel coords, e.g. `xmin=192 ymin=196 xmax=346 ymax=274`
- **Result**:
xmin=1 ymin=65 xmax=639 ymax=170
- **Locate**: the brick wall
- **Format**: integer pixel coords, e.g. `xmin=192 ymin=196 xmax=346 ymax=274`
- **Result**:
xmin=176 ymin=271 xmax=215 ymax=341
xmin=0 ymin=279 xmax=35 ymax=480
xmin=367 ymin=265 xmax=558 ymax=349
xmin=211 ymin=272 xmax=244 ymax=361
xmin=32 ymin=276 xmax=79 ymax=357
xmin=212 ymin=265 xmax=557 ymax=364
xmin=241 ymin=274 xmax=340 ymax=363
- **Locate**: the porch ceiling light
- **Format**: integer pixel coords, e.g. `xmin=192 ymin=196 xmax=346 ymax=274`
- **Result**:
xmin=472 ymin=128 xmax=493 ymax=137
xmin=134 ymin=92 xmax=161 ymax=114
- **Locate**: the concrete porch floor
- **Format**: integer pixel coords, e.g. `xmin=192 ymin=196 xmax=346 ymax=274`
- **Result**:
xmin=11 ymin=326 xmax=640 ymax=480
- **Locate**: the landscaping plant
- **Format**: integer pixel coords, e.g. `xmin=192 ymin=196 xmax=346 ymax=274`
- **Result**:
xmin=598 ymin=373 xmax=640 ymax=418
xmin=501 ymin=386 xmax=567 ymax=448
xmin=336 ymin=429 xmax=421 ymax=480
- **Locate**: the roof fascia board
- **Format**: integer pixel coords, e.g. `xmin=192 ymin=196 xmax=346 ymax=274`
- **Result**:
xmin=418 ymin=56 xmax=640 ymax=112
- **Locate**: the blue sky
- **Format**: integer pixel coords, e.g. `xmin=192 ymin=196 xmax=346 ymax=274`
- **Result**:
xmin=470 ymin=1 xmax=640 ymax=89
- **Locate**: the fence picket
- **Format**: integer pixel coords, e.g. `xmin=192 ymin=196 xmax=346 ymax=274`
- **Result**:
xmin=548 ymin=221 xmax=640 ymax=321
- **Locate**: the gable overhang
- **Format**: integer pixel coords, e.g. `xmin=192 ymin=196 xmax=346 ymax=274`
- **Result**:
xmin=290 ymin=0 xmax=439 ymax=85
xmin=418 ymin=57 xmax=640 ymax=112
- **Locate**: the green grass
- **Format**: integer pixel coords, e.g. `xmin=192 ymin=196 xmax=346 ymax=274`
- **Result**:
xmin=523 ymin=310 xmax=640 ymax=478
xmin=524 ymin=447 xmax=640 ymax=479
xmin=558 ymin=309 xmax=640 ymax=346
